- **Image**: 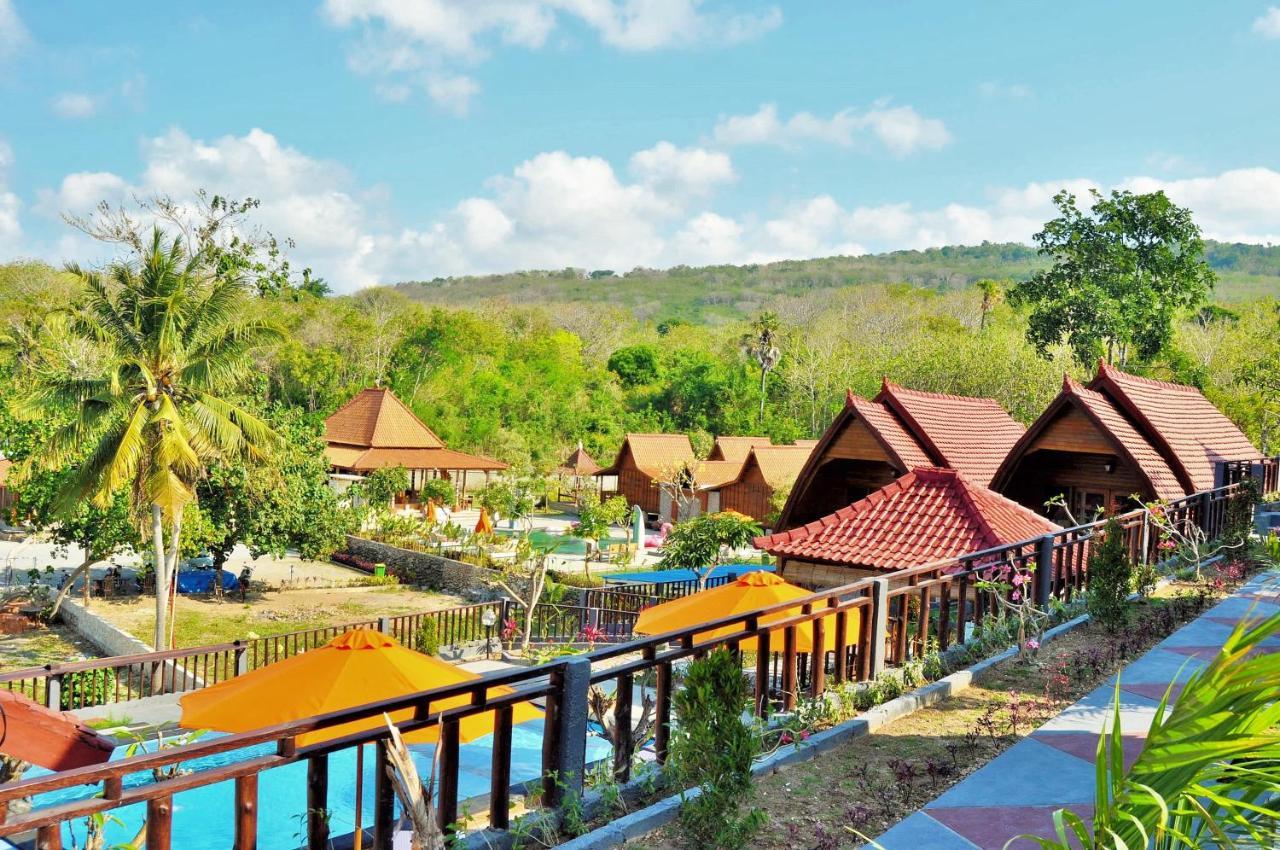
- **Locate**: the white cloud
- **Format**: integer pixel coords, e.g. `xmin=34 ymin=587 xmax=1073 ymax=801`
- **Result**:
xmin=51 ymin=92 xmax=100 ymax=119
xmin=0 ymin=0 xmax=27 ymax=59
xmin=425 ymin=72 xmax=479 ymax=114
xmin=30 ymin=124 xmax=1280 ymax=290
xmin=323 ymin=0 xmax=780 ymax=109
xmin=0 ymin=139 xmax=23 ymax=256
xmin=713 ymin=102 xmax=951 ymax=156
xmin=628 ymin=141 xmax=735 ymax=197
xmin=1253 ymin=6 xmax=1280 ymax=37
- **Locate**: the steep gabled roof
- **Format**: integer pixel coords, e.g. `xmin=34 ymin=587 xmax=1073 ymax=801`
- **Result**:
xmin=558 ymin=442 xmax=601 ymax=476
xmin=876 ymin=380 xmax=1025 ymax=486
xmin=756 ymin=467 xmax=1060 ymax=571
xmin=600 ymin=434 xmax=696 ymax=479
xmin=990 ymin=376 xmax=1185 ymax=501
xmin=1090 ymin=362 xmax=1259 ymax=492
xmin=848 ymin=395 xmax=934 ymax=470
xmin=745 ymin=445 xmax=815 ymax=489
xmin=324 ymin=388 xmax=444 ymax=450
xmin=708 ymin=436 xmax=773 ymax=465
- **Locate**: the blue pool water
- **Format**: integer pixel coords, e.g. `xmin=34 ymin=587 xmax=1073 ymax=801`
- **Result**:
xmin=33 ymin=720 xmax=611 ymax=850
xmin=601 ymin=563 xmax=774 ymax=586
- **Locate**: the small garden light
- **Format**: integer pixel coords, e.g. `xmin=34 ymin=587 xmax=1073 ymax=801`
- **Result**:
xmin=481 ymin=607 xmax=498 ymax=658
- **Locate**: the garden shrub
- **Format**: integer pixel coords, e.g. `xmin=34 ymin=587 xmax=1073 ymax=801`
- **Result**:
xmin=1087 ymin=517 xmax=1132 ymax=632
xmin=416 ymin=619 xmax=441 ymax=656
xmin=62 ymin=668 xmax=117 ymax=710
xmin=668 ymin=647 xmax=765 ymax=850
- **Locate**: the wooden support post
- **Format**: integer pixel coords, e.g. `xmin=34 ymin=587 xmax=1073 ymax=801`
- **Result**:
xmin=868 ymin=578 xmax=889 ymax=678
xmin=373 ymin=740 xmax=395 ymax=850
xmin=307 ymin=754 xmax=329 ymax=850
xmin=235 ymin=774 xmax=258 ymax=850
xmin=35 ymin=825 xmax=62 ymax=850
xmin=147 ymin=797 xmax=173 ymax=850
xmin=655 ymin=660 xmax=672 ymax=763
xmin=808 ymin=607 xmax=825 ymax=698
xmin=613 ymin=671 xmax=634 ymax=781
xmin=438 ymin=718 xmax=461 ymax=832
xmin=781 ymin=626 xmax=798 ymax=711
xmin=754 ymin=627 xmax=771 ymax=717
xmin=489 ymin=705 xmax=514 ymax=829
xmin=833 ymin=610 xmax=848 ymax=683
xmin=1035 ymin=534 xmax=1055 ymax=606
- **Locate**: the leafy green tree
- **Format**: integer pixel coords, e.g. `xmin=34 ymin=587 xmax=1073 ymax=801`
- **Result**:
xmin=1010 ymin=189 xmax=1215 ymax=366
xmin=570 ymin=492 xmax=628 ymax=577
xmin=361 ymin=466 xmax=410 ymax=509
xmin=19 ymin=229 xmax=279 ymax=650
xmin=607 ymin=344 xmax=661 ymax=387
xmin=659 ymin=510 xmax=763 ymax=588
xmin=193 ymin=409 xmax=356 ymax=576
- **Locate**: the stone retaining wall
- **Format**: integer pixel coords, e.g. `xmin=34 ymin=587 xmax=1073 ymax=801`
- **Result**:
xmin=344 ymin=536 xmax=540 ymax=600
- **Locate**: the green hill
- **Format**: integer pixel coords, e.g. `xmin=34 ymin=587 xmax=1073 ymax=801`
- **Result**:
xmin=392 ymin=240 xmax=1280 ymax=323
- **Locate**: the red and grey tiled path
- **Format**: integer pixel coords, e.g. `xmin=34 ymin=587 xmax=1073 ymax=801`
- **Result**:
xmin=869 ymin=572 xmax=1280 ymax=850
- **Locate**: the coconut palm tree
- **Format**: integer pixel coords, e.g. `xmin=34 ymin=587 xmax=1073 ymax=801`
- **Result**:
xmin=741 ymin=311 xmax=782 ymax=420
xmin=23 ymin=229 xmax=278 ymax=650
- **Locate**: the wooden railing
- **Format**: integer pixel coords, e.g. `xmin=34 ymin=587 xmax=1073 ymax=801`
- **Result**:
xmin=1218 ymin=457 xmax=1280 ymax=495
xmin=0 ymin=478 xmax=1257 ymax=849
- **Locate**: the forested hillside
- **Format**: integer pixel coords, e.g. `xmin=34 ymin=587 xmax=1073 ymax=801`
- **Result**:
xmin=393 ymin=241 xmax=1280 ymax=324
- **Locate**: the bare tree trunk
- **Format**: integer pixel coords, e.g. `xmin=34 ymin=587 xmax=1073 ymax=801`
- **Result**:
xmin=165 ymin=514 xmax=183 ymax=650
xmin=47 ymin=553 xmax=94 ymax=620
xmin=152 ymin=505 xmax=167 ymax=651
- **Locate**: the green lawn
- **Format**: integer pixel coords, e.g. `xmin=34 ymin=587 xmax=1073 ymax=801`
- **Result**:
xmin=0 ymin=627 xmax=98 ymax=672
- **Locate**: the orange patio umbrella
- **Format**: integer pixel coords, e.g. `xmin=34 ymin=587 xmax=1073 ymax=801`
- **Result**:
xmin=179 ymin=628 xmax=540 ymax=747
xmin=423 ymin=501 xmax=438 ymax=523
xmin=0 ymin=689 xmax=115 ymax=770
xmin=633 ymin=571 xmax=853 ymax=653
xmin=475 ymin=507 xmax=494 ymax=535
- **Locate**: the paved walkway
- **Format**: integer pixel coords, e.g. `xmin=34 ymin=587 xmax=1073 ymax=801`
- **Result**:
xmin=873 ymin=571 xmax=1280 ymax=850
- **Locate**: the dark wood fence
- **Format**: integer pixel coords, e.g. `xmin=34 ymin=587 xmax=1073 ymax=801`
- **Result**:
xmin=0 ymin=474 xmax=1261 ymax=850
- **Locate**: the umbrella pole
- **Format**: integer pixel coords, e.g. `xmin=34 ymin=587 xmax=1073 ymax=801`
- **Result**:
xmin=354 ymin=743 xmax=364 ymax=850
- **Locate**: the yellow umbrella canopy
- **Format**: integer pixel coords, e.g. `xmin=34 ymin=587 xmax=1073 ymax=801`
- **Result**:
xmin=475 ymin=508 xmax=494 ymax=535
xmin=633 ymin=571 xmax=851 ymax=653
xmin=179 ymin=629 xmax=540 ymax=747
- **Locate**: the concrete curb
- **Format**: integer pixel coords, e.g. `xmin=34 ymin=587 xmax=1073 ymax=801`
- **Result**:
xmin=554 ymin=609 xmax=1094 ymax=848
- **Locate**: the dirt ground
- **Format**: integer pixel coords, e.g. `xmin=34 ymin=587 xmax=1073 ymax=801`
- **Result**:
xmin=89 ymin=584 xmax=470 ymax=648
xmin=0 ymin=624 xmax=99 ymax=672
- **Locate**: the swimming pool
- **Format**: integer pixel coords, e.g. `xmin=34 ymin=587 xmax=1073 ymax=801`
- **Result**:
xmin=496 ymin=528 xmax=632 ymax=556
xmin=601 ymin=563 xmax=775 ymax=585
xmin=32 ymin=720 xmax=612 ymax=850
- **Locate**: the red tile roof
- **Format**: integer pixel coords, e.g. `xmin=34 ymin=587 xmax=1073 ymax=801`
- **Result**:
xmin=1064 ymin=378 xmax=1185 ymax=501
xmin=708 ymin=436 xmax=773 ymax=464
xmin=1090 ymin=362 xmax=1259 ymax=492
xmin=756 ymin=467 xmax=1060 ymax=571
xmin=745 ymin=445 xmax=815 ymax=489
xmin=847 ymin=395 xmax=933 ymax=470
xmin=599 ymin=434 xmax=696 ymax=479
xmin=877 ymin=381 xmax=1025 ymax=486
xmin=324 ymin=388 xmax=444 ymax=449
xmin=558 ymin=442 xmax=601 ymax=476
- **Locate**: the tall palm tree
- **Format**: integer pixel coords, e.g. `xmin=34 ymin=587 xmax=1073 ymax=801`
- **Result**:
xmin=741 ymin=311 xmax=782 ymax=421
xmin=23 ymin=229 xmax=279 ymax=650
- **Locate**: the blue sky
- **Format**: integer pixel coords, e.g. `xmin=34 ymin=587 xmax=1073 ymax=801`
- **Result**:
xmin=3 ymin=1 xmax=1280 ymax=291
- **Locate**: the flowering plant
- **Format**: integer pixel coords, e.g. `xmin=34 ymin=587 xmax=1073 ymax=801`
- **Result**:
xmin=974 ymin=560 xmax=1051 ymax=663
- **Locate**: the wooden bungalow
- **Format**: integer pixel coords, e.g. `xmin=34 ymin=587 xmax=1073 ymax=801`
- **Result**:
xmin=756 ymin=467 xmax=1061 ymax=589
xmin=597 ymin=433 xmax=696 ymax=520
xmin=992 ymin=363 xmax=1261 ymax=521
xmin=324 ymin=388 xmax=508 ymax=508
xmin=776 ymin=381 xmax=1026 ymax=532
xmin=713 ymin=444 xmax=815 ymax=527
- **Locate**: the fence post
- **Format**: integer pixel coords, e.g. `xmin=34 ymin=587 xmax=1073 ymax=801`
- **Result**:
xmin=1213 ymin=460 xmax=1227 ymax=489
xmin=1035 ymin=534 xmax=1055 ymax=606
xmin=587 ymin=607 xmax=600 ymax=630
xmin=233 ymin=641 xmax=248 ymax=676
xmin=868 ymin=578 xmax=889 ymax=678
xmin=1199 ymin=491 xmax=1213 ymax=535
xmin=377 ymin=616 xmax=392 ymax=635
xmin=45 ymin=668 xmax=62 ymax=710
xmin=551 ymin=656 xmax=590 ymax=806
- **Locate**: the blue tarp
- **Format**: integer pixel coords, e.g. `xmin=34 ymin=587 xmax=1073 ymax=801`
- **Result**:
xmin=600 ymin=563 xmax=775 ymax=586
xmin=175 ymin=568 xmax=239 ymax=594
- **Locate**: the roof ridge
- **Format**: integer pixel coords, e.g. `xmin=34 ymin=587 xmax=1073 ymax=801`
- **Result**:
xmin=1095 ymin=360 xmax=1201 ymax=394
